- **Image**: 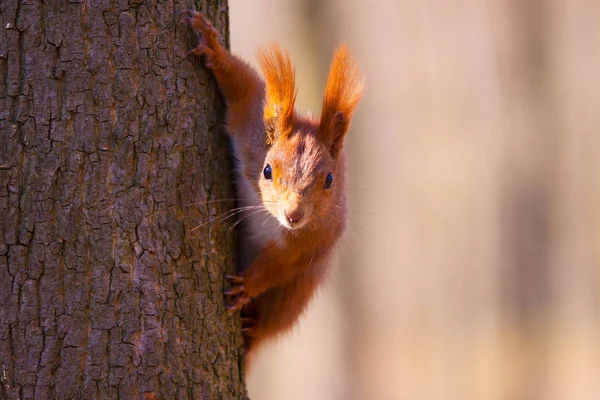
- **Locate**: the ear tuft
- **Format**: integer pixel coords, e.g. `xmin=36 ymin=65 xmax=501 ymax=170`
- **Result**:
xmin=319 ymin=44 xmax=365 ymax=158
xmin=258 ymin=44 xmax=297 ymax=145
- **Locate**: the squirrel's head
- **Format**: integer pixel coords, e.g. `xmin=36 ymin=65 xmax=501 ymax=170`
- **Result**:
xmin=257 ymin=44 xmax=364 ymax=230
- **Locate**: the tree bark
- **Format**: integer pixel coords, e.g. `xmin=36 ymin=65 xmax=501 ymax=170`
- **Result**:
xmin=0 ymin=1 xmax=245 ymax=399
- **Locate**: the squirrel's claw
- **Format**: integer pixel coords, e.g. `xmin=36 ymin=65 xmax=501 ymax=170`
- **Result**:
xmin=241 ymin=326 xmax=256 ymax=337
xmin=225 ymin=274 xmax=250 ymax=313
xmin=241 ymin=316 xmax=256 ymax=337
xmin=226 ymin=294 xmax=250 ymax=314
xmin=179 ymin=9 xmax=194 ymax=25
xmin=224 ymin=284 xmax=245 ymax=296
xmin=226 ymin=275 xmax=244 ymax=284
xmin=188 ymin=44 xmax=205 ymax=57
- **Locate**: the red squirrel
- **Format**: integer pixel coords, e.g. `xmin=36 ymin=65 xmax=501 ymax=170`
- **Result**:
xmin=182 ymin=10 xmax=364 ymax=365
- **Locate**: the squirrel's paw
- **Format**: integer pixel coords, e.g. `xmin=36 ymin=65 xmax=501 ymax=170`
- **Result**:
xmin=225 ymin=275 xmax=250 ymax=314
xmin=181 ymin=10 xmax=219 ymax=68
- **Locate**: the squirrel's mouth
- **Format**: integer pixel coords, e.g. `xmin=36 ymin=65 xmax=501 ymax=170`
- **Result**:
xmin=276 ymin=215 xmax=308 ymax=230
xmin=276 ymin=208 xmax=310 ymax=230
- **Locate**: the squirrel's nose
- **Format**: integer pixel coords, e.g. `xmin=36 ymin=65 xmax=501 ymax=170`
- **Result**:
xmin=284 ymin=208 xmax=305 ymax=224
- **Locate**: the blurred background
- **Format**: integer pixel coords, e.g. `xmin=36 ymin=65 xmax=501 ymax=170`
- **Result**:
xmin=229 ymin=1 xmax=600 ymax=399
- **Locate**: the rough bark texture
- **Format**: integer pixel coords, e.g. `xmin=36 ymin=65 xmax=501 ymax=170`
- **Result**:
xmin=0 ymin=1 xmax=246 ymax=399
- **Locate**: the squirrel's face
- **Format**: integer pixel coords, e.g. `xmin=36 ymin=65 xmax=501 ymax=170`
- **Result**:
xmin=259 ymin=132 xmax=336 ymax=230
xmin=255 ymin=44 xmax=362 ymax=231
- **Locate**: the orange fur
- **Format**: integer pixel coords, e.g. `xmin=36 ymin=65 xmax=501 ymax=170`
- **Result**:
xmin=183 ymin=10 xmax=364 ymax=369
xmin=319 ymin=44 xmax=365 ymax=158
xmin=258 ymin=45 xmax=298 ymax=145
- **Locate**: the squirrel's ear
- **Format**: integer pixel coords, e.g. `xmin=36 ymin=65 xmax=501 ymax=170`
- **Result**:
xmin=258 ymin=45 xmax=297 ymax=146
xmin=319 ymin=44 xmax=364 ymax=159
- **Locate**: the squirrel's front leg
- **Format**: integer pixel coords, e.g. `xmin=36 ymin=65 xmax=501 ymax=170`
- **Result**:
xmin=225 ymin=242 xmax=304 ymax=313
xmin=181 ymin=10 xmax=263 ymax=136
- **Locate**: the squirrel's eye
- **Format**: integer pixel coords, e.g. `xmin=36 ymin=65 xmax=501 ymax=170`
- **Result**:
xmin=324 ymin=172 xmax=334 ymax=189
xmin=263 ymin=164 xmax=273 ymax=180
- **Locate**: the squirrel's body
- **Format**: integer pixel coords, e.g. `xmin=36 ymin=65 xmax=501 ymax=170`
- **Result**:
xmin=183 ymin=10 xmax=364 ymax=366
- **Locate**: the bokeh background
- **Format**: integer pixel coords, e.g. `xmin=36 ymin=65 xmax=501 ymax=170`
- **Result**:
xmin=229 ymin=1 xmax=600 ymax=399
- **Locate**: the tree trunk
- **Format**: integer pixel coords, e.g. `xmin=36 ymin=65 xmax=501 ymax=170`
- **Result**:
xmin=0 ymin=1 xmax=246 ymax=399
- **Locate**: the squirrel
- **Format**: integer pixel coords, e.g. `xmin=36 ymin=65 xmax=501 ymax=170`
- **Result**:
xmin=181 ymin=10 xmax=364 ymax=366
